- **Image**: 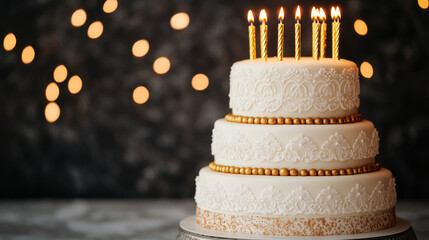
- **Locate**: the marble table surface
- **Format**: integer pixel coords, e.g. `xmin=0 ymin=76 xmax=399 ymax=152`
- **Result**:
xmin=0 ymin=200 xmax=427 ymax=240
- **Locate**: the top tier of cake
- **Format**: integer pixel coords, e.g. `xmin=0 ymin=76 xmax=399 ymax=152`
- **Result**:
xmin=229 ymin=57 xmax=360 ymax=118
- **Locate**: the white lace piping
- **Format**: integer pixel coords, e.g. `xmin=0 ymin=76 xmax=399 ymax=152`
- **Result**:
xmin=229 ymin=67 xmax=360 ymax=114
xmin=212 ymin=128 xmax=379 ymax=163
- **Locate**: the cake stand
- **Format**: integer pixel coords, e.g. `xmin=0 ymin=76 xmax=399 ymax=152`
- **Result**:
xmin=176 ymin=216 xmax=416 ymax=240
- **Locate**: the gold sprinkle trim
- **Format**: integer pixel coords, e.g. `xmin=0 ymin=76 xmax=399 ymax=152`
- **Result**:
xmin=225 ymin=113 xmax=363 ymax=125
xmin=208 ymin=161 xmax=381 ymax=176
xmin=196 ymin=207 xmax=396 ymax=236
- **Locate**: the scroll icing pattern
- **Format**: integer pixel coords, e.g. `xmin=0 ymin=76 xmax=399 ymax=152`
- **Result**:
xmin=211 ymin=128 xmax=379 ymax=163
xmin=229 ymin=67 xmax=360 ymax=114
xmin=195 ymin=177 xmax=396 ymax=216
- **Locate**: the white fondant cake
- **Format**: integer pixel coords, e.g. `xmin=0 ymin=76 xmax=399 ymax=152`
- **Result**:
xmin=196 ymin=167 xmax=395 ymax=216
xmin=194 ymin=57 xmax=396 ymax=236
xmin=230 ymin=57 xmax=360 ymax=118
xmin=196 ymin=167 xmax=396 ymax=236
xmin=212 ymin=119 xmax=378 ymax=170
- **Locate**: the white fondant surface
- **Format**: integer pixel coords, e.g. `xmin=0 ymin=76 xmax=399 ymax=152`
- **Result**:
xmin=212 ymin=119 xmax=379 ymax=169
xmin=229 ymin=57 xmax=360 ymax=118
xmin=195 ymin=167 xmax=396 ymax=217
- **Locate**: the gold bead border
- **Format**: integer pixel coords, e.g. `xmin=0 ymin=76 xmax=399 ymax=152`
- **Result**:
xmin=208 ymin=161 xmax=381 ymax=177
xmin=225 ymin=113 xmax=363 ymax=125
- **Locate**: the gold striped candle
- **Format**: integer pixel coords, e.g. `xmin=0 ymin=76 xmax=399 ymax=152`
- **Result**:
xmin=295 ymin=6 xmax=301 ymax=60
xmin=260 ymin=10 xmax=268 ymax=61
xmin=332 ymin=6 xmax=341 ymax=60
xmin=320 ymin=8 xmax=327 ymax=58
xmin=311 ymin=7 xmax=320 ymax=60
xmin=248 ymin=10 xmax=256 ymax=60
xmin=277 ymin=7 xmax=285 ymax=61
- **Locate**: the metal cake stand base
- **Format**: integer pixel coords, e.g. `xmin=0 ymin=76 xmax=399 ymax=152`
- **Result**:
xmin=177 ymin=216 xmax=416 ymax=240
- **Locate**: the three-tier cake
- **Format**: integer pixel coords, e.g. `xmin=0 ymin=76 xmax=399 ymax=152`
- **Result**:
xmin=194 ymin=57 xmax=396 ymax=236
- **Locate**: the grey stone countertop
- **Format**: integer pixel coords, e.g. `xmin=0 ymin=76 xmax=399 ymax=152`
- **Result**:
xmin=0 ymin=200 xmax=427 ymax=240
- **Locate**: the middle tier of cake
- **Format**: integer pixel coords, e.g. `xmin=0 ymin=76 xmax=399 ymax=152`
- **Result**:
xmin=212 ymin=119 xmax=379 ymax=170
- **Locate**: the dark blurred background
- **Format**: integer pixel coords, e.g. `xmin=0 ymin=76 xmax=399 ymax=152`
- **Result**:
xmin=0 ymin=0 xmax=428 ymax=199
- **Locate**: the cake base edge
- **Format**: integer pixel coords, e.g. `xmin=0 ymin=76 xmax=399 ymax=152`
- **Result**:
xmin=178 ymin=215 xmax=416 ymax=240
xmin=195 ymin=206 xmax=396 ymax=236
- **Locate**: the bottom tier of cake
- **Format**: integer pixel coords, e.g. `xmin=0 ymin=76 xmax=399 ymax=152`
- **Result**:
xmin=195 ymin=167 xmax=396 ymax=236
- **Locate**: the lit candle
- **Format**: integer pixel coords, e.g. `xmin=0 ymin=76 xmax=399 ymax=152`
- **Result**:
xmin=248 ymin=10 xmax=256 ymax=60
xmin=311 ymin=7 xmax=320 ymax=60
xmin=319 ymin=8 xmax=327 ymax=59
xmin=331 ymin=6 xmax=341 ymax=60
xmin=295 ymin=6 xmax=301 ymax=60
xmin=260 ymin=9 xmax=268 ymax=61
xmin=277 ymin=7 xmax=285 ymax=61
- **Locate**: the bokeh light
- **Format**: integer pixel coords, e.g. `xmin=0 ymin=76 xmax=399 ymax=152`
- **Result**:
xmin=360 ymin=61 xmax=374 ymax=79
xmin=71 ymin=9 xmax=87 ymax=27
xmin=45 ymin=82 xmax=60 ymax=101
xmin=103 ymin=0 xmax=118 ymax=13
xmin=45 ymin=102 xmax=61 ymax=123
xmin=354 ymin=19 xmax=368 ymax=36
xmin=418 ymin=0 xmax=429 ymax=9
xmin=191 ymin=74 xmax=209 ymax=91
xmin=3 ymin=33 xmax=16 ymax=51
xmin=170 ymin=12 xmax=190 ymax=30
xmin=133 ymin=86 xmax=150 ymax=104
xmin=21 ymin=46 xmax=35 ymax=64
xmin=68 ymin=75 xmax=83 ymax=94
xmin=87 ymin=21 xmax=104 ymax=39
xmin=53 ymin=65 xmax=68 ymax=83
xmin=153 ymin=57 xmax=171 ymax=74
xmin=132 ymin=39 xmax=150 ymax=57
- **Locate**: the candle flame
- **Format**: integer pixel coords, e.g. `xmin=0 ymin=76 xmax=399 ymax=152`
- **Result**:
xmin=319 ymin=8 xmax=326 ymax=21
xmin=259 ymin=9 xmax=267 ymax=23
xmin=248 ymin=10 xmax=254 ymax=23
xmin=279 ymin=7 xmax=284 ymax=21
xmin=295 ymin=6 xmax=301 ymax=21
xmin=331 ymin=6 xmax=341 ymax=20
xmin=311 ymin=7 xmax=319 ymax=21
xmin=336 ymin=7 xmax=341 ymax=19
